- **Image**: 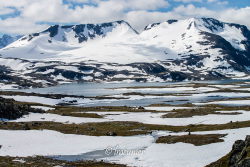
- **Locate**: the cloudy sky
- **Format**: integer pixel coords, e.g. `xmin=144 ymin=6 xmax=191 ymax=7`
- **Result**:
xmin=0 ymin=0 xmax=249 ymax=35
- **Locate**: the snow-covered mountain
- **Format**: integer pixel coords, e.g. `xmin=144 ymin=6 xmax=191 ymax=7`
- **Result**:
xmin=0 ymin=18 xmax=250 ymax=88
xmin=0 ymin=21 xmax=140 ymax=61
xmin=141 ymin=18 xmax=250 ymax=76
xmin=0 ymin=34 xmax=22 ymax=49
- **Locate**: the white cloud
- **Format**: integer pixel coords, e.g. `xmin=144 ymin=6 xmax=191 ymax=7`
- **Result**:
xmin=126 ymin=10 xmax=181 ymax=30
xmin=125 ymin=0 xmax=169 ymax=10
xmin=207 ymin=0 xmax=228 ymax=5
xmin=0 ymin=0 xmax=249 ymax=34
xmin=0 ymin=17 xmax=49 ymax=34
xmin=0 ymin=0 xmax=170 ymax=34
xmin=218 ymin=7 xmax=250 ymax=28
xmin=172 ymin=4 xmax=250 ymax=28
xmin=0 ymin=0 xmax=30 ymax=8
xmin=173 ymin=4 xmax=215 ymax=16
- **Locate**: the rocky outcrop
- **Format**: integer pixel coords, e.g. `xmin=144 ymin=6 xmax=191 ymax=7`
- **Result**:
xmin=0 ymin=97 xmax=44 ymax=120
xmin=23 ymin=20 xmax=137 ymax=43
xmin=229 ymin=136 xmax=250 ymax=167
xmin=207 ymin=135 xmax=250 ymax=167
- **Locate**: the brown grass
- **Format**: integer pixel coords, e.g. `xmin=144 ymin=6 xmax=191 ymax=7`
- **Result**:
xmin=156 ymin=134 xmax=227 ymax=146
xmin=0 ymin=156 xmax=127 ymax=167
xmin=1 ymin=120 xmax=250 ymax=136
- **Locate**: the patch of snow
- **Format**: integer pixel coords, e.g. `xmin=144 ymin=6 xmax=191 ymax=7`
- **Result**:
xmin=55 ymin=66 xmax=80 ymax=72
xmin=1 ymin=95 xmax=60 ymax=106
xmin=11 ymin=113 xmax=105 ymax=124
xmin=105 ymin=127 xmax=250 ymax=167
xmin=0 ymin=83 xmax=19 ymax=90
xmin=0 ymin=130 xmax=153 ymax=157
xmin=31 ymin=106 xmax=55 ymax=111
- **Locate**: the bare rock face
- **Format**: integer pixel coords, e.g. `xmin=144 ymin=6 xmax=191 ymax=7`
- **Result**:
xmin=229 ymin=136 xmax=250 ymax=167
xmin=207 ymin=135 xmax=250 ymax=167
xmin=0 ymin=97 xmax=44 ymax=120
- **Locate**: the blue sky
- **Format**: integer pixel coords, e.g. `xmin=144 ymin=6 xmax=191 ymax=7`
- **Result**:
xmin=62 ymin=0 xmax=250 ymax=11
xmin=0 ymin=0 xmax=250 ymax=36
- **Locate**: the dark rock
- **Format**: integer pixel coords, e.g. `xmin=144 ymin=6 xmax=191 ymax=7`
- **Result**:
xmin=245 ymin=136 xmax=250 ymax=147
xmin=138 ymin=106 xmax=145 ymax=110
xmin=131 ymin=63 xmax=166 ymax=74
xmin=232 ymin=140 xmax=245 ymax=152
xmin=0 ymin=97 xmax=44 ymax=120
xmin=31 ymin=122 xmax=41 ymax=126
xmin=170 ymin=71 xmax=187 ymax=81
xmin=106 ymin=132 xmax=117 ymax=136
xmin=1 ymin=122 xmax=7 ymax=125
xmin=43 ymin=25 xmax=59 ymax=38
xmin=229 ymin=135 xmax=250 ymax=167
xmin=144 ymin=20 xmax=177 ymax=31
xmin=23 ymin=124 xmax=30 ymax=130
xmin=167 ymin=20 xmax=178 ymax=24
xmin=87 ymin=127 xmax=95 ymax=131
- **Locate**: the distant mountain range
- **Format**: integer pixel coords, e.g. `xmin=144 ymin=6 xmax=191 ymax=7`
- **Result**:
xmin=0 ymin=34 xmax=22 ymax=49
xmin=0 ymin=17 xmax=250 ymax=88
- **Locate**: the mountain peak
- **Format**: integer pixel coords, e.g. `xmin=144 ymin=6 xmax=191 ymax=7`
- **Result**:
xmin=144 ymin=19 xmax=178 ymax=31
xmin=19 ymin=20 xmax=137 ymax=44
xmin=0 ymin=17 xmax=250 ymax=82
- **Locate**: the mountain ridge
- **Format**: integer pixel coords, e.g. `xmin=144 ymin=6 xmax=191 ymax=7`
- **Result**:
xmin=22 ymin=20 xmax=138 ymax=43
xmin=0 ymin=17 xmax=250 ymax=88
xmin=0 ymin=34 xmax=22 ymax=49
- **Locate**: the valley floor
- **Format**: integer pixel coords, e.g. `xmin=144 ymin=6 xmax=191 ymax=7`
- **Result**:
xmin=1 ymin=80 xmax=250 ymax=167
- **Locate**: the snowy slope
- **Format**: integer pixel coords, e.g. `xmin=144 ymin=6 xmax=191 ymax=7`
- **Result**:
xmin=139 ymin=18 xmax=250 ymax=79
xmin=0 ymin=17 xmax=250 ymax=87
xmin=0 ymin=21 xmax=141 ymax=61
xmin=1 ymin=18 xmax=249 ymax=64
xmin=141 ymin=18 xmax=250 ymax=68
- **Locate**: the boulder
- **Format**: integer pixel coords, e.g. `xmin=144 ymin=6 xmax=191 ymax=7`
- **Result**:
xmin=106 ymin=132 xmax=117 ymax=136
xmin=0 ymin=97 xmax=44 ymax=120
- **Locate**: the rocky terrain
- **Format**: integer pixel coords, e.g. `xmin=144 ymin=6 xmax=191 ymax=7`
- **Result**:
xmin=207 ymin=135 xmax=250 ymax=167
xmin=0 ymin=97 xmax=44 ymax=120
